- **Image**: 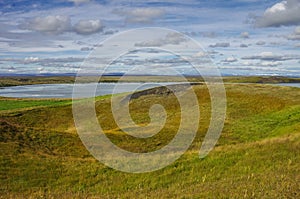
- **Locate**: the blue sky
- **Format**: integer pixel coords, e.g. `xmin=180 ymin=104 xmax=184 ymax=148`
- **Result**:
xmin=0 ymin=0 xmax=300 ymax=76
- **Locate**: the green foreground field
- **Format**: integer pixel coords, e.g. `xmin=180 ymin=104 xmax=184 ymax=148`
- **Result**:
xmin=0 ymin=82 xmax=300 ymax=198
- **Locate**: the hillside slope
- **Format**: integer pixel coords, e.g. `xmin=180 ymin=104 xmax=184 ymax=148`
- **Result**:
xmin=0 ymin=84 xmax=300 ymax=198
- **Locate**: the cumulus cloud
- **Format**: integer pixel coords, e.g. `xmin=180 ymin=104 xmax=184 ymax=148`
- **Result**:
xmin=241 ymin=61 xmax=255 ymax=66
xmin=135 ymin=33 xmax=187 ymax=47
xmin=1 ymin=65 xmax=16 ymax=70
xmin=240 ymin=32 xmax=249 ymax=38
xmin=242 ymin=51 xmax=300 ymax=61
xmin=255 ymin=0 xmax=300 ymax=27
xmin=104 ymin=30 xmax=118 ymax=35
xmin=287 ymin=26 xmax=300 ymax=40
xmin=193 ymin=51 xmax=208 ymax=57
xmin=73 ymin=20 xmax=103 ymax=35
xmin=22 ymin=15 xmax=71 ymax=34
xmin=201 ymin=32 xmax=217 ymax=38
xmin=21 ymin=16 xmax=103 ymax=35
xmin=115 ymin=8 xmax=165 ymax=23
xmin=260 ymin=61 xmax=282 ymax=67
xmin=209 ymin=42 xmax=230 ymax=48
xmin=223 ymin=57 xmax=238 ymax=63
xmin=256 ymin=41 xmax=266 ymax=45
xmin=24 ymin=57 xmax=39 ymax=64
xmin=241 ymin=61 xmax=282 ymax=67
xmin=20 ymin=57 xmax=84 ymax=65
xmin=184 ymin=31 xmax=217 ymax=38
xmin=80 ymin=47 xmax=93 ymax=51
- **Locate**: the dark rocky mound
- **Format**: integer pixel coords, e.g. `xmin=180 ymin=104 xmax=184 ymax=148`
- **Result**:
xmin=127 ymin=82 xmax=202 ymax=100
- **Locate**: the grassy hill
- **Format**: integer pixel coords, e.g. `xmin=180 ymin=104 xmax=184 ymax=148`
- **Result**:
xmin=0 ymin=83 xmax=300 ymax=198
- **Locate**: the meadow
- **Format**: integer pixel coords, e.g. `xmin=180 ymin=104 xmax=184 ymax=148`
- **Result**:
xmin=0 ymin=78 xmax=300 ymax=198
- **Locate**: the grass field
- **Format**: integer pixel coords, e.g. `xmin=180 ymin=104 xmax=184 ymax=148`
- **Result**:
xmin=0 ymin=82 xmax=300 ymax=198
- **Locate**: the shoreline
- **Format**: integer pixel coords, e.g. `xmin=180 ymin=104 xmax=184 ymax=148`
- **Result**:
xmin=1 ymin=75 xmax=300 ymax=88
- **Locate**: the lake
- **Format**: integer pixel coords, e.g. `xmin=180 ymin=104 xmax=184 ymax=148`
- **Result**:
xmin=277 ymin=83 xmax=300 ymax=88
xmin=0 ymin=82 xmax=299 ymax=99
xmin=0 ymin=83 xmax=175 ymax=98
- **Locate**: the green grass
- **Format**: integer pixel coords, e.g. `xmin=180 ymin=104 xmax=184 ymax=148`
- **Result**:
xmin=0 ymin=93 xmax=114 ymax=112
xmin=223 ymin=76 xmax=300 ymax=83
xmin=0 ymin=98 xmax=71 ymax=111
xmin=230 ymin=105 xmax=300 ymax=142
xmin=0 ymin=83 xmax=300 ymax=198
xmin=0 ymin=76 xmax=75 ymax=87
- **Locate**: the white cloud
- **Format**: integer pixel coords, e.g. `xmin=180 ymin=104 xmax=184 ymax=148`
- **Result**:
xmin=255 ymin=0 xmax=300 ymax=27
xmin=193 ymin=51 xmax=208 ymax=57
xmin=240 ymin=44 xmax=248 ymax=48
xmin=115 ymin=8 xmax=165 ymax=23
xmin=2 ymin=57 xmax=85 ymax=70
xmin=201 ymin=32 xmax=217 ymax=38
xmin=135 ymin=33 xmax=186 ymax=47
xmin=104 ymin=30 xmax=118 ymax=35
xmin=22 ymin=15 xmax=71 ymax=34
xmin=240 ymin=60 xmax=282 ymax=68
xmin=260 ymin=61 xmax=282 ymax=67
xmin=223 ymin=57 xmax=238 ymax=63
xmin=256 ymin=41 xmax=266 ymax=45
xmin=287 ymin=26 xmax=300 ymax=40
xmin=240 ymin=32 xmax=249 ymax=38
xmin=21 ymin=16 xmax=103 ymax=35
xmin=24 ymin=57 xmax=39 ymax=64
xmin=260 ymin=52 xmax=273 ymax=57
xmin=209 ymin=42 xmax=230 ymax=48
xmin=267 ymin=1 xmax=287 ymax=13
xmin=73 ymin=19 xmax=103 ymax=35
xmin=242 ymin=61 xmax=254 ymax=66
xmin=295 ymin=26 xmax=300 ymax=34
xmin=242 ymin=51 xmax=300 ymax=61
xmin=80 ymin=47 xmax=93 ymax=51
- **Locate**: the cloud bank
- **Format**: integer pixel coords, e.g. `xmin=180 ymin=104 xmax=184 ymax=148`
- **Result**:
xmin=22 ymin=15 xmax=71 ymax=35
xmin=73 ymin=20 xmax=103 ymax=35
xmin=135 ymin=33 xmax=187 ymax=47
xmin=209 ymin=42 xmax=230 ymax=48
xmin=242 ymin=52 xmax=300 ymax=61
xmin=115 ymin=8 xmax=165 ymax=23
xmin=21 ymin=15 xmax=103 ymax=35
xmin=255 ymin=0 xmax=300 ymax=27
xmin=287 ymin=26 xmax=300 ymax=40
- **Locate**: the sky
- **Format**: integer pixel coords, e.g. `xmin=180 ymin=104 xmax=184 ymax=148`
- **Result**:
xmin=0 ymin=0 xmax=300 ymax=76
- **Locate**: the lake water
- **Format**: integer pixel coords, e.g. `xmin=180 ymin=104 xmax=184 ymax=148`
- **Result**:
xmin=277 ymin=83 xmax=300 ymax=88
xmin=0 ymin=82 xmax=299 ymax=99
xmin=0 ymin=83 xmax=174 ymax=99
